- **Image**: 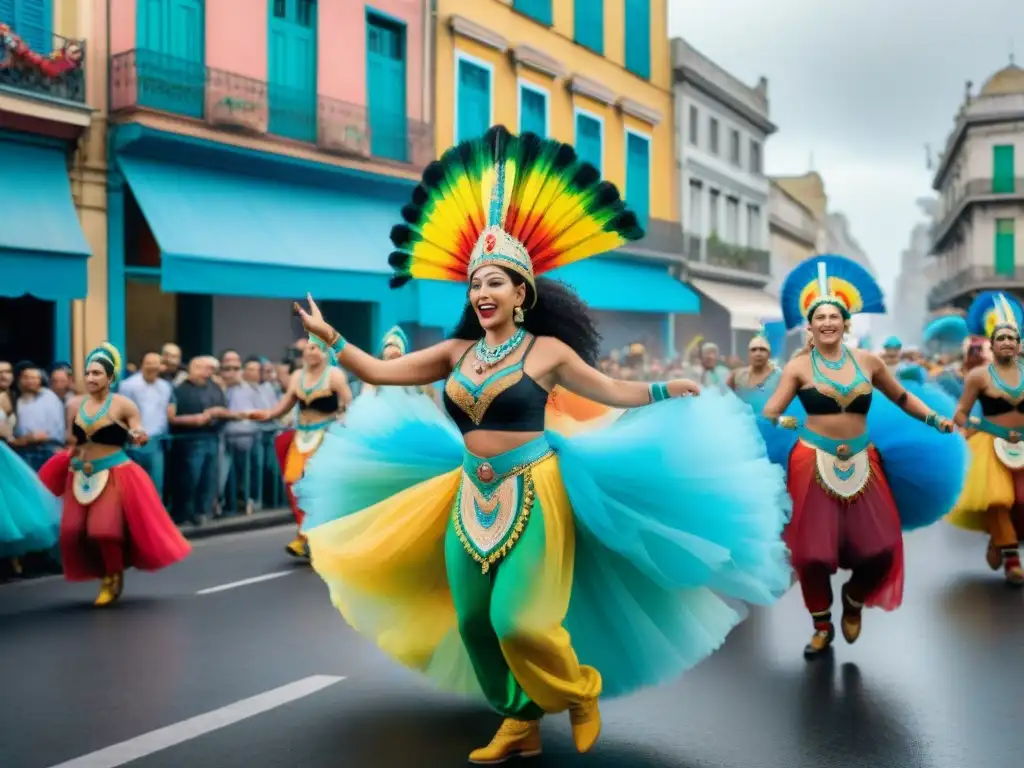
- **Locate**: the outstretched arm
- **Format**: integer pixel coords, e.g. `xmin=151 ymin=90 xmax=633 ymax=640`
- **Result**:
xmin=866 ymin=353 xmax=953 ymax=431
xmin=552 ymin=340 xmax=699 ymax=407
xmin=295 ymin=294 xmax=456 ymax=386
xmin=762 ymin=361 xmax=800 ymax=422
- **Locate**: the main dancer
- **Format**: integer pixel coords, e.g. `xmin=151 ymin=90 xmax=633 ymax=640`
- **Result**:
xmin=38 ymin=344 xmax=190 ymax=605
xmin=293 ymin=126 xmax=791 ymax=763
xmin=250 ymin=337 xmax=351 ymax=558
xmin=763 ymin=255 xmax=966 ymax=659
xmin=948 ymin=292 xmax=1024 ymax=584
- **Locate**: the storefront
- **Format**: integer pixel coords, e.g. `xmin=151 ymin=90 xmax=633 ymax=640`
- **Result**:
xmin=0 ymin=132 xmax=92 ymax=366
xmin=108 ymin=125 xmax=417 ymax=361
xmin=687 ymin=277 xmax=782 ymax=357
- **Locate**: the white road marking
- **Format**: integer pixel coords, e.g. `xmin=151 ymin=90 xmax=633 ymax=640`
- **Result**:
xmin=196 ymin=570 xmax=294 ymax=595
xmin=47 ymin=675 xmax=345 ymax=768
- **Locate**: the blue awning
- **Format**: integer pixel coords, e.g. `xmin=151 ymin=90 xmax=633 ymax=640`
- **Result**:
xmin=550 ymin=257 xmax=699 ymax=313
xmin=0 ymin=140 xmax=92 ymax=300
xmin=118 ymin=156 xmax=406 ymax=303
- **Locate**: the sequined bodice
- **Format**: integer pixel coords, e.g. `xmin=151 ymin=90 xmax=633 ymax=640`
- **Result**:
xmin=979 ymin=362 xmax=1024 ymax=416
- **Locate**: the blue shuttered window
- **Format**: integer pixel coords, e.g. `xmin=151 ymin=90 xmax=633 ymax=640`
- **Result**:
xmin=624 ymin=0 xmax=650 ymax=80
xmin=625 ymin=131 xmax=651 ymax=225
xmin=512 ymin=0 xmax=551 ymax=26
xmin=574 ymin=112 xmax=602 ymax=172
xmin=519 ymin=83 xmax=546 ymax=138
xmin=573 ymin=0 xmax=603 ymax=54
xmin=136 ymin=0 xmax=206 ymax=118
xmin=366 ymin=13 xmax=407 ymax=162
xmin=2 ymin=0 xmax=51 ymax=55
xmin=456 ymin=56 xmax=490 ymax=143
xmin=268 ymin=0 xmax=318 ymax=142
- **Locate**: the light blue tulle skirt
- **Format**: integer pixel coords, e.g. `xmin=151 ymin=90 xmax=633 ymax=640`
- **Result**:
xmin=297 ymin=387 xmax=793 ymax=699
xmin=732 ymin=384 xmax=804 ymax=470
xmin=0 ymin=440 xmax=61 ymax=558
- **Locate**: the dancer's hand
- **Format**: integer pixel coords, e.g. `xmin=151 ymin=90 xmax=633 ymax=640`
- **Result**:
xmin=294 ymin=293 xmax=335 ymax=343
xmin=129 ymin=429 xmax=148 ymax=447
xmin=667 ymin=379 xmax=701 ymax=397
xmin=247 ymin=410 xmax=270 ymax=422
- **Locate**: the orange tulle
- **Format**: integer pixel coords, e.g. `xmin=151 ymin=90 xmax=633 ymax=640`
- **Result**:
xmin=41 ymin=453 xmax=190 ymax=581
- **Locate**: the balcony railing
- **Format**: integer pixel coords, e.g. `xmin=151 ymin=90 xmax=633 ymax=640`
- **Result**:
xmin=928 ymin=264 xmax=1024 ymax=308
xmin=110 ymin=49 xmax=433 ymax=171
xmin=932 ymin=177 xmax=1024 ymax=249
xmin=680 ymin=232 xmax=772 ymax=276
xmin=0 ymin=22 xmax=86 ymax=103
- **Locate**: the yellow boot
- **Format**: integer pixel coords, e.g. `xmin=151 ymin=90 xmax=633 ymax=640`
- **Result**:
xmin=285 ymin=534 xmax=309 ymax=559
xmin=94 ymin=572 xmax=124 ymax=607
xmin=569 ymin=699 xmax=602 ymax=753
xmin=468 ymin=719 xmax=542 ymax=764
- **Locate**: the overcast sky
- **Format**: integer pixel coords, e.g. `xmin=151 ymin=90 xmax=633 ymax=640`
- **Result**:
xmin=668 ymin=0 xmax=1024 ymax=299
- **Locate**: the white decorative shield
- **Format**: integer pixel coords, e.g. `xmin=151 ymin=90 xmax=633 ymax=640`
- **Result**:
xmin=814 ymin=448 xmax=870 ymax=499
xmin=294 ymin=429 xmax=326 ymax=456
xmin=994 ymin=437 xmax=1024 ymax=469
xmin=72 ymin=469 xmax=110 ymax=506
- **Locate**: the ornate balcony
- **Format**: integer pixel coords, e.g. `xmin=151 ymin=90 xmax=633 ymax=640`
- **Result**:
xmin=931 ymin=177 xmax=1024 ymax=250
xmin=680 ymin=231 xmax=772 ymax=284
xmin=0 ymin=22 xmax=86 ymax=104
xmin=927 ymin=265 xmax=1024 ymax=309
xmin=109 ymin=49 xmax=433 ymax=171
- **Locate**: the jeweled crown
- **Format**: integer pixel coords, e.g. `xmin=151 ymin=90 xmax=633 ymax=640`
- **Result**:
xmin=467 ymin=225 xmax=536 ymax=301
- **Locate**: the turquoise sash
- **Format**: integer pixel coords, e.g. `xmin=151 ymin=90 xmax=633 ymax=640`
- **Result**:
xmin=462 ymin=435 xmax=552 ymax=494
xmin=71 ymin=450 xmax=129 ymax=476
xmin=970 ymin=417 xmax=1021 ymax=440
xmin=798 ymin=428 xmax=870 ymax=459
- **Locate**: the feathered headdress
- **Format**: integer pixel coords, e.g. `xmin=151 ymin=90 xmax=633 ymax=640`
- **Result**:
xmin=85 ymin=342 xmax=123 ymax=381
xmin=966 ymin=291 xmax=1024 ymax=338
xmin=882 ymin=336 xmax=902 ymax=350
xmin=922 ymin=314 xmax=969 ymax=349
xmin=388 ymin=126 xmax=644 ymax=306
xmin=779 ymin=254 xmax=885 ymax=330
xmin=748 ymin=325 xmax=771 ymax=351
xmin=380 ymin=325 xmax=410 ymax=357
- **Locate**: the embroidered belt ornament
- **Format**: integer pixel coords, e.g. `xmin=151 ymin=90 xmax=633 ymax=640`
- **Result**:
xmin=453 ymin=461 xmax=537 ymax=574
xmin=294 ymin=428 xmax=326 ymax=455
xmin=73 ymin=467 xmax=110 ymax=506
xmin=994 ymin=437 xmax=1024 ymax=470
xmin=814 ymin=446 xmax=871 ymax=499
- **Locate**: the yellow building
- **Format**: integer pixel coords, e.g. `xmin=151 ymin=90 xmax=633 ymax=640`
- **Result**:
xmin=431 ymin=0 xmax=697 ymax=356
xmin=0 ymin=0 xmax=105 ymax=375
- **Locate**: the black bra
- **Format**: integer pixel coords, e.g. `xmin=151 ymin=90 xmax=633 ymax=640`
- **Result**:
xmin=298 ymin=390 xmax=339 ymax=415
xmin=796 ymin=387 xmax=872 ymax=416
xmin=73 ymin=419 xmax=129 ymax=447
xmin=978 ymin=393 xmax=1024 ymax=416
xmin=443 ymin=337 xmax=547 ymax=435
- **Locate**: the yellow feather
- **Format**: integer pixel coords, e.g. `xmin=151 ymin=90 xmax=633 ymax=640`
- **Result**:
xmin=553 ymin=232 xmax=628 ymax=267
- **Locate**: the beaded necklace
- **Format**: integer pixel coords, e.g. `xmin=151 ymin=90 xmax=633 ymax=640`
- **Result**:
xmin=300 ymin=366 xmax=329 ymax=398
xmin=811 ymin=346 xmax=863 ymax=397
xmin=78 ymin=392 xmax=113 ymax=428
xmin=472 ymin=327 xmax=526 ymax=375
xmin=989 ymin=360 xmax=1024 ymax=400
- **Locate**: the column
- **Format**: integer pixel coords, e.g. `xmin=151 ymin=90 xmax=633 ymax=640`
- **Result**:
xmin=107 ymin=166 xmax=127 ymax=357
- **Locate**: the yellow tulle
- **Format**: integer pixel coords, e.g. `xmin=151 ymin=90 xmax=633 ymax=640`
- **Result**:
xmin=948 ymin=432 xmax=1016 ymax=532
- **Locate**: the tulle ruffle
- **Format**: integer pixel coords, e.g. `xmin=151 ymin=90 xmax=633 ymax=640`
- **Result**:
xmin=0 ymin=441 xmax=60 ymax=558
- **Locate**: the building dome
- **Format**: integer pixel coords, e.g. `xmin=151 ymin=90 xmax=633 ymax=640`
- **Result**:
xmin=979 ymin=63 xmax=1024 ymax=96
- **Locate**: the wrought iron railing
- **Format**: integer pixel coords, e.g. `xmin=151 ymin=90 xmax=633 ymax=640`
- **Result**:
xmin=680 ymin=231 xmax=772 ymax=276
xmin=0 ymin=22 xmax=86 ymax=103
xmin=932 ymin=177 xmax=1024 ymax=247
xmin=928 ymin=264 xmax=1024 ymax=308
xmin=110 ymin=49 xmax=433 ymax=170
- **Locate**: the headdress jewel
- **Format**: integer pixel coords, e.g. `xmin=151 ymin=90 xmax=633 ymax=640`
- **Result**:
xmin=966 ymin=291 xmax=1024 ymax=339
xmin=779 ymin=253 xmax=885 ymax=331
xmin=388 ymin=125 xmax=645 ymax=307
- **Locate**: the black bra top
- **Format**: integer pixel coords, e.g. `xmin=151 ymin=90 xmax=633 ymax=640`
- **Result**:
xmin=443 ymin=337 xmax=548 ymax=435
xmin=796 ymin=387 xmax=873 ymax=416
xmin=978 ymin=393 xmax=1024 ymax=416
xmin=298 ymin=390 xmax=339 ymax=415
xmin=73 ymin=419 xmax=129 ymax=447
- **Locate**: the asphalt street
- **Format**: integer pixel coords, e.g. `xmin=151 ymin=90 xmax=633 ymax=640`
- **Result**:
xmin=2 ymin=520 xmax=1022 ymax=768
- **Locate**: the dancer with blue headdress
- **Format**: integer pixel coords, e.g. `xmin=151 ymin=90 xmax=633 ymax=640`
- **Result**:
xmin=948 ymin=292 xmax=1024 ymax=585
xmin=37 ymin=343 xmax=189 ymax=606
xmin=289 ymin=125 xmax=791 ymax=763
xmin=763 ymin=255 xmax=967 ymax=660
xmin=250 ymin=335 xmax=352 ymax=559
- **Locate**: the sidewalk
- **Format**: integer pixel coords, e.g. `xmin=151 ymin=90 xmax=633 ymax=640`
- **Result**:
xmin=179 ymin=507 xmax=295 ymax=540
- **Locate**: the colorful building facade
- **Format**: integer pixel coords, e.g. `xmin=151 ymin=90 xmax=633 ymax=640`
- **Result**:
xmin=0 ymin=0 xmax=98 ymax=371
xmin=420 ymin=0 xmax=697 ymax=357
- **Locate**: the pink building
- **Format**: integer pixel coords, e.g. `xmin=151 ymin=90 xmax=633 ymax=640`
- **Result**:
xmin=104 ymin=0 xmax=437 ymax=364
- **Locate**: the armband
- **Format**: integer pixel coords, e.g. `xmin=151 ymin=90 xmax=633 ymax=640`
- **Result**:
xmin=648 ymin=382 xmax=670 ymax=403
xmin=896 ymin=391 xmax=908 ymax=406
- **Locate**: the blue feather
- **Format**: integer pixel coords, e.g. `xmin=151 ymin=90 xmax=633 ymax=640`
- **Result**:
xmin=922 ymin=315 xmax=969 ymax=347
xmin=779 ymin=254 xmax=885 ymax=330
xmin=966 ymin=291 xmax=1024 ymax=336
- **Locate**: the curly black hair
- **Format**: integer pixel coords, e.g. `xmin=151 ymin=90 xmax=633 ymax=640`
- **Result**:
xmin=450 ymin=271 xmax=601 ymax=366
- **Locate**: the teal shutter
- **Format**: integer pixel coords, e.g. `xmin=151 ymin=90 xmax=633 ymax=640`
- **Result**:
xmin=624 ymin=0 xmax=650 ymax=79
xmin=268 ymin=0 xmax=318 ymax=142
xmin=626 ymin=132 xmax=650 ymax=225
xmin=512 ymin=0 xmax=551 ymax=25
xmin=573 ymin=0 xmax=603 ymax=53
xmin=366 ymin=14 xmax=407 ymax=161
xmin=995 ymin=218 xmax=1016 ymax=276
xmin=575 ymin=112 xmax=602 ymax=171
xmin=136 ymin=0 xmax=205 ymax=118
xmin=993 ymin=145 xmax=1015 ymax=194
xmin=519 ymin=85 xmax=546 ymax=137
xmin=6 ymin=0 xmax=51 ymax=54
xmin=456 ymin=58 xmax=490 ymax=143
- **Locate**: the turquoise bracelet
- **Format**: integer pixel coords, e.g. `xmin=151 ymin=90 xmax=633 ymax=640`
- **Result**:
xmin=924 ymin=412 xmax=942 ymax=430
xmin=329 ymin=334 xmax=347 ymax=355
xmin=648 ymin=382 xmax=670 ymax=403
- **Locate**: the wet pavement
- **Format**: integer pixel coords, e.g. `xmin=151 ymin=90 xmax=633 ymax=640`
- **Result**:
xmin=1 ymin=521 xmax=1021 ymax=768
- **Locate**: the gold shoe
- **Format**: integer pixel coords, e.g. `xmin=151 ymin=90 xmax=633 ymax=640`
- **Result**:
xmin=468 ymin=719 xmax=542 ymax=764
xmin=840 ymin=585 xmax=863 ymax=644
xmin=94 ymin=576 xmax=117 ymax=606
xmin=285 ymin=536 xmax=309 ymax=559
xmin=569 ymin=699 xmax=602 ymax=753
xmin=803 ymin=624 xmax=834 ymax=659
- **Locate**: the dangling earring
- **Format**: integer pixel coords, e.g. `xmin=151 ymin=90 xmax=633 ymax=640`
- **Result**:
xmin=513 ymin=306 xmax=525 ymax=324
